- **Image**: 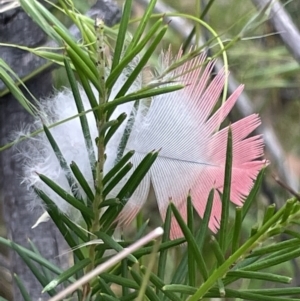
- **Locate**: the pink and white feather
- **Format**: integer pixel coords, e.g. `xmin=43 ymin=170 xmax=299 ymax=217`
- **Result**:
xmin=116 ymin=52 xmax=266 ymax=238
xmin=17 ymin=50 xmax=266 ymax=237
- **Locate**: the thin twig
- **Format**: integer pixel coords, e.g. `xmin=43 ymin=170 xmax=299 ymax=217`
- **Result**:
xmin=272 ymin=174 xmax=300 ymax=201
xmin=251 ymin=0 xmax=300 ymax=63
xmin=48 ymin=227 xmax=163 ymax=301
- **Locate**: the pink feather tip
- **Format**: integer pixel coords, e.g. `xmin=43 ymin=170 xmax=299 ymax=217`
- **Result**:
xmin=115 ymin=51 xmax=267 ymax=239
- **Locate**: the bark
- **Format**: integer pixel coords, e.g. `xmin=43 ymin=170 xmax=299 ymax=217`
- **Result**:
xmin=0 ymin=1 xmax=120 ymax=300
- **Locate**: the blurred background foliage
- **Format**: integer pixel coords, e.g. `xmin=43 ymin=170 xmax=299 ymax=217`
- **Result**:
xmin=1 ymin=0 xmax=300 ymax=299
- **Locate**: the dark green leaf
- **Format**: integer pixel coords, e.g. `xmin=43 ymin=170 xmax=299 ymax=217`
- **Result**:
xmin=104 ymin=113 xmax=127 ymax=146
xmin=12 ymin=242 xmax=56 ymax=296
xmin=107 ymin=18 xmax=163 ymax=90
xmin=218 ymin=126 xmax=232 ymax=253
xmin=105 ymin=85 xmax=184 ymax=112
xmin=226 ymin=270 xmax=291 ymax=284
xmin=111 ymin=0 xmax=133 ymax=71
xmin=64 ymin=58 xmax=96 ymax=178
xmin=157 ymin=204 xmax=171 ymax=292
xmin=96 ymin=232 xmax=137 ymax=263
xmin=70 ymin=161 xmax=95 ymax=203
xmin=232 ymin=206 xmax=242 ymax=253
xmin=14 ymin=274 xmax=33 ymax=301
xmin=43 ymin=258 xmax=91 ymax=292
xmin=170 ymin=203 xmax=208 ymax=280
xmin=130 ymin=269 xmax=160 ymax=301
xmin=115 ymin=25 xmax=168 ymax=98
xmin=103 ymin=151 xmax=135 ymax=185
xmin=38 ymin=173 xmax=94 ymax=219
xmin=126 ymin=0 xmax=157 ymax=52
xmin=34 ymin=188 xmax=85 ymax=260
xmin=100 ymin=273 xmax=139 ymax=289
xmin=42 ymin=124 xmax=80 ymax=196
xmin=103 ymin=162 xmax=133 ymax=197
xmin=140 ymin=267 xmax=182 ymax=301
xmin=197 ymin=189 xmax=214 ymax=250
xmin=0 ymin=237 xmax=62 ymax=275
xmin=210 ymin=236 xmax=225 ymax=265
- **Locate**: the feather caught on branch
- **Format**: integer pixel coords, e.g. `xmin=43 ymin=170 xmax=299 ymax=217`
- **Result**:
xmin=116 ymin=51 xmax=266 ymax=238
xmin=16 ymin=50 xmax=266 ymax=238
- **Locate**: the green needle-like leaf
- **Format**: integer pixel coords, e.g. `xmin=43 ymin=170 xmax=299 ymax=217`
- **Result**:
xmin=101 ymin=151 xmax=158 ymax=233
xmin=0 ymin=238 xmax=63 ymax=275
xmin=132 ymin=238 xmax=185 ymax=260
xmin=53 ymin=25 xmax=97 ymax=77
xmin=97 ymin=232 xmax=137 ymax=263
xmin=115 ymin=25 xmax=168 ymax=98
xmin=107 ymin=17 xmax=163 ymax=91
xmin=197 ymin=189 xmax=214 ymax=250
xmin=38 ymin=173 xmax=94 ymax=219
xmin=100 ymin=273 xmax=139 ymax=290
xmin=121 ymin=259 xmax=129 ymax=296
xmin=66 ymin=47 xmax=101 ymax=92
xmin=262 ymin=204 xmax=276 ymax=225
xmin=242 ymin=247 xmax=300 ymax=272
xmin=210 ymin=236 xmax=225 ymax=265
xmin=19 ymin=0 xmax=60 ymax=41
xmin=141 ymin=267 xmax=182 ymax=301
xmin=117 ymin=151 xmax=158 ymax=199
xmin=281 ymin=198 xmax=295 ymax=223
xmin=126 ymin=0 xmax=157 ymax=52
xmin=0 ymin=62 xmax=36 ymax=115
xmin=96 ymin=278 xmax=117 ymax=297
xmin=103 ymin=150 xmax=135 ymax=185
xmin=171 ymin=203 xmax=208 ymax=280
xmin=111 ymin=0 xmax=133 ymax=71
xmin=236 ymin=287 xmax=300 ymax=296
xmin=163 ymin=284 xmax=196 ymax=295
xmin=64 ymin=58 xmax=96 ymax=177
xmin=103 ymin=162 xmax=133 ymax=197
xmin=105 ymin=85 xmax=184 ymax=112
xmin=157 ymin=204 xmax=171 ymax=292
xmin=120 ymin=292 xmax=139 ymax=301
xmin=241 ymin=168 xmax=265 ymax=220
xmin=28 ymin=239 xmax=52 ymax=282
xmin=216 ymin=289 xmax=298 ymax=301
xmin=248 ymin=238 xmax=300 ymax=257
xmin=171 ymin=254 xmax=188 ymax=285
xmin=14 ymin=274 xmax=33 ymax=301
xmin=99 ymin=198 xmax=120 ymax=208
xmin=12 ymin=242 xmax=56 ymax=297
xmin=187 ymin=194 xmax=196 ymax=286
xmin=34 ymin=188 xmax=85 ymax=260
xmin=95 ymin=294 xmax=118 ymax=301
xmin=43 ymin=258 xmax=91 ymax=292
xmin=104 ymin=113 xmax=127 ymax=146
xmin=130 ymin=268 xmax=160 ymax=301
xmin=70 ymin=161 xmax=95 ymax=203
xmin=42 ymin=124 xmax=80 ymax=196
xmin=232 ymin=206 xmax=242 ymax=253
xmin=76 ymin=67 xmax=99 ymax=120
xmin=218 ymin=126 xmax=232 ymax=253
xmin=226 ymin=270 xmax=291 ymax=284
xmin=225 ymin=158 xmax=266 ymax=252
xmin=58 ymin=214 xmax=89 ymax=243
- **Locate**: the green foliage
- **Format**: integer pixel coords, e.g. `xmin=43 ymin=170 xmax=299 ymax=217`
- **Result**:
xmin=1 ymin=1 xmax=300 ymax=301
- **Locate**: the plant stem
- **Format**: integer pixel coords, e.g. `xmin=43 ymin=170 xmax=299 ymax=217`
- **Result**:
xmin=85 ymin=20 xmax=107 ymax=294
